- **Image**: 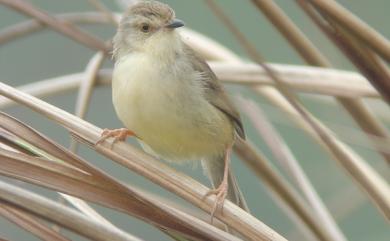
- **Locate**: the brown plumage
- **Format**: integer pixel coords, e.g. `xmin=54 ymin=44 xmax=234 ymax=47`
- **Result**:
xmin=183 ymin=44 xmax=246 ymax=139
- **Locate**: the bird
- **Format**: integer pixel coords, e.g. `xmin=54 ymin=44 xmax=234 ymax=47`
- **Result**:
xmin=96 ymin=0 xmax=247 ymax=220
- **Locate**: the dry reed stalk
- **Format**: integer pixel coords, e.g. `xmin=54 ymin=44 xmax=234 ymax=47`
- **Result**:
xmin=70 ymin=52 xmax=106 ymax=152
xmin=237 ymin=97 xmax=347 ymax=241
xmin=252 ymin=0 xmax=390 ymax=166
xmin=0 ymin=12 xmax=118 ymax=45
xmin=0 ymin=0 xmax=386 ymax=239
xmin=297 ymin=0 xmax=390 ymax=105
xmin=2 ymin=7 xmax=386 ymax=226
xmin=0 ymin=181 xmax=143 ymax=241
xmin=0 ymin=112 xmax=245 ymax=241
xmin=0 ymin=82 xmax=287 ymax=241
xmin=308 ymin=0 xmax=390 ymax=62
xmin=0 ymin=205 xmax=72 ymax=241
xmin=251 ymin=1 xmax=390 ymax=228
xmin=0 ymin=0 xmax=109 ymax=52
xmin=0 ymin=62 xmax=380 ymax=110
xmin=0 ymin=8 xmax=384 ymax=238
xmin=211 ymin=62 xmax=378 ymax=98
xmin=201 ymin=4 xmax=344 ymax=240
xmin=250 ymin=0 xmax=330 ymax=66
xmin=205 ymin=0 xmax=390 ymax=223
xmin=64 ymin=51 xmax=119 ymax=231
xmin=296 ymin=0 xmax=390 ymax=171
xmin=87 ymin=0 xmax=119 ymax=26
xmin=233 ymin=139 xmax=336 ymax=241
xmin=256 ymin=86 xmax=390 ymax=217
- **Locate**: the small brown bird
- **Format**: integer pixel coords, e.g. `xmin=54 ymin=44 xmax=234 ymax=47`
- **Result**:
xmin=97 ymin=0 xmax=247 ymax=219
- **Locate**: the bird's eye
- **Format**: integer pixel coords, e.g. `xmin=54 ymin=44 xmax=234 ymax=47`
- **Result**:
xmin=141 ymin=24 xmax=150 ymax=33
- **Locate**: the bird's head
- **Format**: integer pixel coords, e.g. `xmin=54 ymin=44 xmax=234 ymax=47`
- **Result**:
xmin=113 ymin=0 xmax=184 ymax=59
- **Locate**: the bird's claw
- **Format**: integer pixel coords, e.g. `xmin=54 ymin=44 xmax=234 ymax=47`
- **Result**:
xmin=203 ymin=179 xmax=228 ymax=224
xmin=95 ymin=128 xmax=135 ymax=148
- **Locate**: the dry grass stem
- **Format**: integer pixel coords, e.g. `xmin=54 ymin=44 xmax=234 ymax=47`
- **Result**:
xmin=295 ymin=0 xmax=390 ymax=164
xmin=256 ymin=87 xmax=390 ymax=218
xmin=59 ymin=194 xmax=120 ymax=231
xmin=237 ymin=97 xmax=347 ymax=241
xmin=0 ymin=180 xmax=143 ymax=241
xmin=211 ymin=62 xmax=378 ymax=98
xmin=1 ymin=112 xmax=248 ymax=241
xmin=251 ymin=0 xmax=330 ymax=66
xmin=1 ymin=1 xmax=389 ymax=240
xmin=253 ymin=0 xmax=390 ymax=166
xmin=308 ymin=0 xmax=390 ymax=62
xmin=0 ymin=0 xmax=109 ymax=52
xmin=0 ymin=12 xmax=119 ymax=46
xmin=234 ymin=138 xmax=336 ymax=241
xmin=297 ymin=0 xmax=390 ymax=104
xmin=65 ymin=51 xmax=118 ymax=231
xmin=0 ymin=205 xmax=72 ymax=241
xmin=88 ymin=0 xmax=119 ymax=26
xmin=204 ymin=0 xmax=390 ymax=222
xmin=0 ymin=83 xmax=287 ymax=241
xmin=70 ymin=51 xmax=106 ymax=153
xmin=0 ymin=61 xmax=380 ymax=110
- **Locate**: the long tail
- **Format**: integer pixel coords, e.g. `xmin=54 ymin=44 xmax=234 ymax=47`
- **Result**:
xmin=202 ymin=155 xmax=249 ymax=212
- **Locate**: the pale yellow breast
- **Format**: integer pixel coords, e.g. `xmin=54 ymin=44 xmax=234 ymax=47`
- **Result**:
xmin=112 ymin=53 xmax=234 ymax=162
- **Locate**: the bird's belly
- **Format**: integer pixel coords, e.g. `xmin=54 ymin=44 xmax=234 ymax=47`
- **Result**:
xmin=112 ymin=55 xmax=233 ymax=162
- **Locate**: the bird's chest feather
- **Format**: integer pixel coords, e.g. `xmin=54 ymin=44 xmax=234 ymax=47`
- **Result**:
xmin=113 ymin=54 xmax=197 ymax=122
xmin=114 ymin=55 xmax=208 ymax=140
xmin=113 ymin=54 xmax=180 ymax=123
xmin=112 ymin=53 xmax=233 ymax=161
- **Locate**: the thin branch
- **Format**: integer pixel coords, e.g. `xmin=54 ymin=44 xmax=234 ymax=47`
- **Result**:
xmin=0 ymin=0 xmax=109 ymax=52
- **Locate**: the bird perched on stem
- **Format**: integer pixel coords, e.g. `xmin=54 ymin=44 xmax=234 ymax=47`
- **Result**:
xmin=97 ymin=0 xmax=247 ymax=221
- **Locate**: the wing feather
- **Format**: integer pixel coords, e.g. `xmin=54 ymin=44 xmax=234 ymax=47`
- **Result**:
xmin=183 ymin=44 xmax=245 ymax=139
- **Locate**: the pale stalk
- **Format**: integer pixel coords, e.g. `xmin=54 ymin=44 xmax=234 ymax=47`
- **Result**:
xmin=0 ymin=181 xmax=143 ymax=241
xmin=205 ymin=0 xmax=390 ymax=222
xmin=0 ymin=82 xmax=287 ymax=241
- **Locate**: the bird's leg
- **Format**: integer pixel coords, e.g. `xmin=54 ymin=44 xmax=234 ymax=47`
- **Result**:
xmin=203 ymin=146 xmax=231 ymax=223
xmin=95 ymin=128 xmax=136 ymax=147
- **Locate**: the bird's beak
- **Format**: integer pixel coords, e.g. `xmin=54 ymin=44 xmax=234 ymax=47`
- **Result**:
xmin=165 ymin=19 xmax=185 ymax=29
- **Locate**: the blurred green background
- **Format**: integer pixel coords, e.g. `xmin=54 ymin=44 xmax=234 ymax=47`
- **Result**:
xmin=0 ymin=0 xmax=389 ymax=240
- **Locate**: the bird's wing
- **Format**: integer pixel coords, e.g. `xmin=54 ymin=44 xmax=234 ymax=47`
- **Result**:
xmin=183 ymin=44 xmax=245 ymax=139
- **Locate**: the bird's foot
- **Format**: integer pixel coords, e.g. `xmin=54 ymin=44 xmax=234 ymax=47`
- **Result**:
xmin=203 ymin=178 xmax=228 ymax=224
xmin=95 ymin=128 xmax=135 ymax=148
